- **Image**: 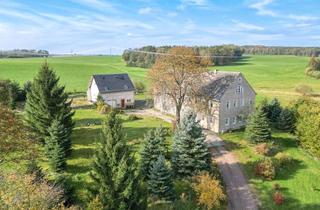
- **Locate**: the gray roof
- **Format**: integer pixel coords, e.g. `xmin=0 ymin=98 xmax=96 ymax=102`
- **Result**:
xmin=91 ymin=73 xmax=135 ymax=93
xmin=199 ymin=71 xmax=241 ymax=101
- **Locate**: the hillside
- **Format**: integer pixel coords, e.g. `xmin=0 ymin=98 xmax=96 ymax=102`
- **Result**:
xmin=0 ymin=55 xmax=319 ymax=103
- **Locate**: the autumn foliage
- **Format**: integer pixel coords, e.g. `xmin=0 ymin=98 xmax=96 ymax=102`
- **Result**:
xmin=192 ymin=172 xmax=226 ymax=210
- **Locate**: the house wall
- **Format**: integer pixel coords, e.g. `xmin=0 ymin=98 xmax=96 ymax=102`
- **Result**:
xmin=218 ymin=74 xmax=256 ymax=133
xmin=154 ymin=73 xmax=256 ymax=133
xmin=101 ymin=91 xmax=134 ymax=108
xmin=87 ymin=79 xmax=134 ymax=108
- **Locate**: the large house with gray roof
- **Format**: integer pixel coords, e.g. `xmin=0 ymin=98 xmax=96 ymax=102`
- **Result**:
xmin=154 ymin=71 xmax=256 ymax=133
xmin=87 ymin=73 xmax=135 ymax=108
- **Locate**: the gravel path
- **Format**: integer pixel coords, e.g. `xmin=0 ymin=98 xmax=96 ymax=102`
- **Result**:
xmin=206 ymin=131 xmax=259 ymax=210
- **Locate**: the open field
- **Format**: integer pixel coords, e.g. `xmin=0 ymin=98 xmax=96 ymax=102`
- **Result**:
xmin=221 ymin=131 xmax=320 ymax=210
xmin=0 ymin=55 xmax=319 ymax=103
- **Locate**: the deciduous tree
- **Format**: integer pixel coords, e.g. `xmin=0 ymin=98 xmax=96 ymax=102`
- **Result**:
xmin=148 ymin=46 xmax=209 ymax=123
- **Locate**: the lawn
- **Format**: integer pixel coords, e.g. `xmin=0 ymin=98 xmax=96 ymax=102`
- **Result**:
xmin=1 ymin=55 xmax=319 ymax=104
xmin=67 ymin=108 xmax=171 ymax=204
xmin=221 ymin=130 xmax=320 ymax=210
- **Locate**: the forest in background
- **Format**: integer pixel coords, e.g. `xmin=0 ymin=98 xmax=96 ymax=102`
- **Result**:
xmin=0 ymin=49 xmax=49 ymax=58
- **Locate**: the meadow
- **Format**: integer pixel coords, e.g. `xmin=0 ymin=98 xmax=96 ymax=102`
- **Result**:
xmin=0 ymin=55 xmax=319 ymax=104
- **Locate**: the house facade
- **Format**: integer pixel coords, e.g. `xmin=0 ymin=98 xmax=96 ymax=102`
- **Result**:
xmin=154 ymin=71 xmax=256 ymax=133
xmin=87 ymin=73 xmax=135 ymax=108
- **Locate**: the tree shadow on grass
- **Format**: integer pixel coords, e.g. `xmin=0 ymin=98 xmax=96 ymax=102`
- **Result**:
xmin=216 ymin=56 xmax=252 ymax=67
xmin=273 ymin=136 xmax=298 ymax=150
xmin=75 ymin=118 xmax=102 ymax=128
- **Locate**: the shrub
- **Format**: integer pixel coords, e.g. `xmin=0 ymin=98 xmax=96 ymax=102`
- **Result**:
xmin=273 ymin=191 xmax=284 ymax=205
xmin=273 ymin=183 xmax=281 ymax=191
xmin=276 ymin=108 xmax=295 ymax=132
xmin=255 ymin=158 xmax=276 ymax=180
xmin=295 ymin=84 xmax=313 ymax=96
xmin=192 ymin=172 xmax=226 ymax=210
xmin=255 ymin=143 xmax=271 ymax=156
xmin=134 ymin=81 xmax=146 ymax=93
xmin=274 ymin=152 xmax=293 ymax=167
xmin=128 ymin=114 xmax=140 ymax=121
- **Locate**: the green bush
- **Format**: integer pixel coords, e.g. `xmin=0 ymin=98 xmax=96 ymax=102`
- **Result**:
xmin=134 ymin=81 xmax=146 ymax=94
xmin=255 ymin=158 xmax=276 ymax=180
xmin=128 ymin=114 xmax=140 ymax=121
xmin=274 ymin=152 xmax=293 ymax=167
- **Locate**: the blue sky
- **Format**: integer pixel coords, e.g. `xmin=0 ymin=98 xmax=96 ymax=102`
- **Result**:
xmin=0 ymin=0 xmax=320 ymax=54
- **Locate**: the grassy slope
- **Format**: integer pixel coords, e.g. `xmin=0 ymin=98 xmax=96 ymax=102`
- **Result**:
xmin=0 ymin=56 xmax=147 ymax=92
xmin=1 ymin=55 xmax=319 ymax=104
xmin=221 ymin=131 xmax=320 ymax=210
xmin=68 ymin=108 xmax=171 ymax=204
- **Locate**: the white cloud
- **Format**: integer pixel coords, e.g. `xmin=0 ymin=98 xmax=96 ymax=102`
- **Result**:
xmin=167 ymin=12 xmax=178 ymax=17
xmin=138 ymin=7 xmax=152 ymax=15
xmin=178 ymin=0 xmax=208 ymax=10
xmin=287 ymin=14 xmax=318 ymax=21
xmin=69 ymin=0 xmax=117 ymax=12
xmin=249 ymin=0 xmax=277 ymax=17
xmin=232 ymin=20 xmax=264 ymax=31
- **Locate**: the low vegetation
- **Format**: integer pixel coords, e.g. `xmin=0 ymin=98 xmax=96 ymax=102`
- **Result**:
xmin=305 ymin=56 xmax=320 ymax=79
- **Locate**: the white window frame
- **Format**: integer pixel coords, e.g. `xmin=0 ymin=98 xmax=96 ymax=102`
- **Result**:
xmin=238 ymin=77 xmax=242 ymax=83
xmin=226 ymin=101 xmax=230 ymax=109
xmin=233 ymin=100 xmax=238 ymax=108
xmin=236 ymin=85 xmax=243 ymax=94
xmin=225 ymin=118 xmax=230 ymax=126
xmin=233 ymin=116 xmax=237 ymax=124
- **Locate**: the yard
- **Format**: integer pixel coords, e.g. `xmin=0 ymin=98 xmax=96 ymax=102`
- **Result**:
xmin=221 ymin=130 xmax=320 ymax=210
xmin=66 ymin=107 xmax=171 ymax=204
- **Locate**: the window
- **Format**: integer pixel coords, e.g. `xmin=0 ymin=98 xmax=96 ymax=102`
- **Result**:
xmin=233 ymin=100 xmax=237 ymax=108
xmin=238 ymin=77 xmax=242 ymax=83
xmin=236 ymin=85 xmax=243 ymax=94
xmin=127 ymin=99 xmax=131 ymax=102
xmin=237 ymin=115 xmax=243 ymax=123
xmin=226 ymin=101 xmax=230 ymax=109
xmin=232 ymin=116 xmax=237 ymax=124
xmin=249 ymin=99 xmax=253 ymax=105
xmin=225 ymin=118 xmax=229 ymax=126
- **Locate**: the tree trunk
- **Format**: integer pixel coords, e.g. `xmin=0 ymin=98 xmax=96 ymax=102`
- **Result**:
xmin=175 ymin=104 xmax=182 ymax=125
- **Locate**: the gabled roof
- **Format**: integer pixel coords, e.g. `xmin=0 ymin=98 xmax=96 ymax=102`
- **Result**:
xmin=199 ymin=71 xmax=245 ymax=101
xmin=90 ymin=73 xmax=135 ymax=93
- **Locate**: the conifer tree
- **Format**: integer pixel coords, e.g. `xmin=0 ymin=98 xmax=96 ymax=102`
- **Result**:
xmin=269 ymin=98 xmax=282 ymax=123
xmin=277 ymin=108 xmax=295 ymax=132
xmin=44 ymin=119 xmax=67 ymax=172
xmin=148 ymin=155 xmax=175 ymax=201
xmin=25 ymin=62 xmax=74 ymax=156
xmin=90 ymin=111 xmax=146 ymax=210
xmin=140 ymin=127 xmax=167 ymax=179
xmin=245 ymin=107 xmax=272 ymax=143
xmin=172 ymin=112 xmax=211 ymax=177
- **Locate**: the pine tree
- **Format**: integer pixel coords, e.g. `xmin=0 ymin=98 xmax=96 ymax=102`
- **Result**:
xmin=269 ymin=98 xmax=282 ymax=123
xmin=245 ymin=107 xmax=272 ymax=143
xmin=172 ymin=112 xmax=211 ymax=177
xmin=44 ymin=119 xmax=67 ymax=172
xmin=90 ymin=111 xmax=146 ymax=210
xmin=148 ymin=155 xmax=175 ymax=201
xmin=277 ymin=108 xmax=295 ymax=132
xmin=140 ymin=127 xmax=168 ymax=179
xmin=25 ymin=62 xmax=74 ymax=156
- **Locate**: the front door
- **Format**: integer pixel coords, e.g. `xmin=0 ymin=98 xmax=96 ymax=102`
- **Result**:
xmin=121 ymin=99 xmax=125 ymax=108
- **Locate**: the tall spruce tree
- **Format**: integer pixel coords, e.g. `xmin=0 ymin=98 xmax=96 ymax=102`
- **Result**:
xmin=277 ymin=108 xmax=295 ymax=132
xmin=245 ymin=107 xmax=272 ymax=143
xmin=268 ymin=98 xmax=282 ymax=123
xmin=140 ymin=127 xmax=167 ymax=179
xmin=172 ymin=111 xmax=211 ymax=177
xmin=148 ymin=155 xmax=175 ymax=201
xmin=90 ymin=111 xmax=146 ymax=210
xmin=25 ymin=62 xmax=74 ymax=156
xmin=44 ymin=119 xmax=67 ymax=172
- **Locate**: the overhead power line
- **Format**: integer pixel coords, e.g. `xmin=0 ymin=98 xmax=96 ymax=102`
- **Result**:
xmin=125 ymin=49 xmax=242 ymax=58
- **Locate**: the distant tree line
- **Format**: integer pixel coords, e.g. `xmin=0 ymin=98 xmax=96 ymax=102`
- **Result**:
xmin=241 ymin=45 xmax=320 ymax=57
xmin=0 ymin=49 xmax=49 ymax=58
xmin=122 ymin=45 xmax=243 ymax=68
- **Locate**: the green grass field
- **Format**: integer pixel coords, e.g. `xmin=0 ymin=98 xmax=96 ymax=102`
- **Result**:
xmin=0 ymin=55 xmax=319 ymax=103
xmin=221 ymin=131 xmax=320 ymax=210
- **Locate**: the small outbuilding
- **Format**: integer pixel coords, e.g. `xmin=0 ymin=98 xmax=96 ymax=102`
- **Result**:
xmin=87 ymin=73 xmax=135 ymax=108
